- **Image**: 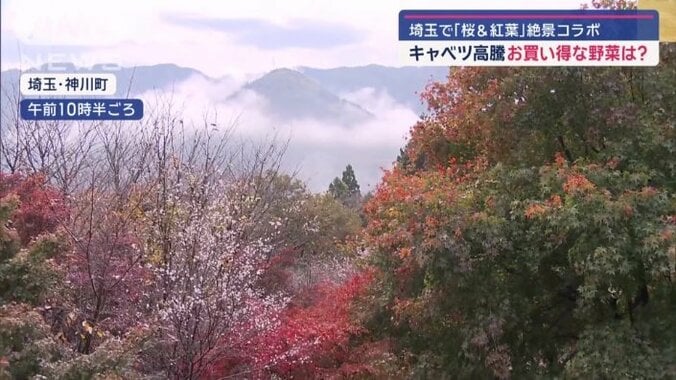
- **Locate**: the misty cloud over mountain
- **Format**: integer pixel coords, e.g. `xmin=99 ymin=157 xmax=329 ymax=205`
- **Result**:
xmin=1 ymin=63 xmax=449 ymax=192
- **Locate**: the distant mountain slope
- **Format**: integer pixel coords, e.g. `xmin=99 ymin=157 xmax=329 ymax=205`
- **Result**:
xmin=111 ymin=63 xmax=209 ymax=96
xmin=0 ymin=63 xmax=207 ymax=124
xmin=1 ymin=63 xmax=448 ymax=124
xmin=0 ymin=63 xmax=206 ymax=98
xmin=298 ymin=65 xmax=449 ymax=114
xmin=233 ymin=68 xmax=373 ymax=125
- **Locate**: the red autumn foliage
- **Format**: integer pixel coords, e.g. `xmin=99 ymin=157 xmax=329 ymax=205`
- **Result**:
xmin=210 ymin=269 xmax=376 ymax=379
xmin=0 ymin=172 xmax=69 ymax=244
xmin=258 ymin=247 xmax=302 ymax=294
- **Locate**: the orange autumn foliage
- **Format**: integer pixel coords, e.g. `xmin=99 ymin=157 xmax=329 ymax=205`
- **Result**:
xmin=563 ymin=173 xmax=596 ymax=193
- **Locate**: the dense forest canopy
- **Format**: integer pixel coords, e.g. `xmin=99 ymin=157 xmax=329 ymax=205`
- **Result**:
xmin=1 ymin=9 xmax=674 ymax=378
xmin=364 ymin=45 xmax=675 ymax=378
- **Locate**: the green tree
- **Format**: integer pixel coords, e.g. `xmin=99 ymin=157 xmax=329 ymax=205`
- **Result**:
xmin=341 ymin=164 xmax=360 ymax=197
xmin=361 ymin=44 xmax=676 ymax=378
xmin=328 ymin=176 xmax=348 ymax=200
xmin=329 ymin=164 xmax=363 ymax=209
xmin=0 ymin=175 xmax=144 ymax=379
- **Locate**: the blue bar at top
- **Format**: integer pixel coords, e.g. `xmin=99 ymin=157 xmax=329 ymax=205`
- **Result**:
xmin=20 ymin=98 xmax=144 ymax=120
xmin=399 ymin=10 xmax=659 ymax=41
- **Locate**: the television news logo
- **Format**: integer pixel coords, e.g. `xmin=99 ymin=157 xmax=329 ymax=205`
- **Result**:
xmin=16 ymin=52 xmax=122 ymax=72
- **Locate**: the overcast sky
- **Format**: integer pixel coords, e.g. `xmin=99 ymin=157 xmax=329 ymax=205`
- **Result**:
xmin=1 ymin=0 xmax=588 ymax=76
xmin=1 ymin=0 xmax=592 ymax=192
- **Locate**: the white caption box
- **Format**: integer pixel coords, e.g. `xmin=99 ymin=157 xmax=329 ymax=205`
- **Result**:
xmin=20 ymin=73 xmax=117 ymax=96
xmin=401 ymin=40 xmax=660 ymax=66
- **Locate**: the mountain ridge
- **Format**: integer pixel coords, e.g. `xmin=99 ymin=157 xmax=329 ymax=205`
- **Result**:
xmin=231 ymin=68 xmax=373 ymax=125
xmin=1 ymin=63 xmax=448 ymax=124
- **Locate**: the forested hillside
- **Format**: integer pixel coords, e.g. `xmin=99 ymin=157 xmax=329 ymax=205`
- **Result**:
xmin=1 ymin=38 xmax=674 ymax=380
xmin=357 ymin=44 xmax=676 ymax=379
